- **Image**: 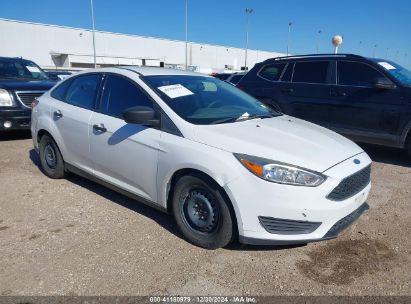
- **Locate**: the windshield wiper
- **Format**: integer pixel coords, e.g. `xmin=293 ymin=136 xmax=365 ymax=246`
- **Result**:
xmin=211 ymin=113 xmax=278 ymax=125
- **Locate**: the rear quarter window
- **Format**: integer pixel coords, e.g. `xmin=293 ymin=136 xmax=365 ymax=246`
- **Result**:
xmin=257 ymin=63 xmax=286 ymax=81
xmin=50 ymin=78 xmax=73 ymax=101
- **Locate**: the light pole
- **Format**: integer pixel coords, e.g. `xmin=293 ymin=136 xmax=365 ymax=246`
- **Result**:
xmin=373 ymin=44 xmax=377 ymax=58
xmin=316 ymin=30 xmax=322 ymax=54
xmin=287 ymin=21 xmax=292 ymax=56
xmin=90 ymin=0 xmax=97 ymax=68
xmin=244 ymin=8 xmax=253 ymax=71
xmin=185 ymin=0 xmax=188 ymax=70
xmin=385 ymin=48 xmax=389 ymax=59
xmin=359 ymin=41 xmax=362 ymax=54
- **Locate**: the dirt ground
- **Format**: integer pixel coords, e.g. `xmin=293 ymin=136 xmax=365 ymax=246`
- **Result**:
xmin=0 ymin=131 xmax=410 ymax=296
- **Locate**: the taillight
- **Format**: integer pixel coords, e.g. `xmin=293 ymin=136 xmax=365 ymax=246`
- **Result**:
xmin=31 ymin=98 xmax=39 ymax=109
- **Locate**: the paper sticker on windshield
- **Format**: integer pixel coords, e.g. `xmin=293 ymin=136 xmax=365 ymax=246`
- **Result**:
xmin=26 ymin=66 xmax=41 ymax=73
xmin=158 ymin=84 xmax=194 ymax=99
xmin=378 ymin=62 xmax=396 ymax=70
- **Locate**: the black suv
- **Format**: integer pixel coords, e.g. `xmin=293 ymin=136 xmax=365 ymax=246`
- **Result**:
xmin=0 ymin=57 xmax=56 ymax=131
xmin=238 ymin=54 xmax=411 ymax=158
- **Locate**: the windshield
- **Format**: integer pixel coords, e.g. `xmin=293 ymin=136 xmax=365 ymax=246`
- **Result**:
xmin=374 ymin=60 xmax=411 ymax=86
xmin=0 ymin=59 xmax=49 ymax=80
xmin=144 ymin=75 xmax=280 ymax=125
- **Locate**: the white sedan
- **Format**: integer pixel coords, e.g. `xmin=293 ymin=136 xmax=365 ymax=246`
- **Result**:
xmin=31 ymin=67 xmax=371 ymax=249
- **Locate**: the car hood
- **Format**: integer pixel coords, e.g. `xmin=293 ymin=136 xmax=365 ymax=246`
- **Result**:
xmin=191 ymin=115 xmax=364 ymax=173
xmin=0 ymin=79 xmax=56 ymax=91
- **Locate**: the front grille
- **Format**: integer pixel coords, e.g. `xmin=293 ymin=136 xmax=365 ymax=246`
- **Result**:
xmin=327 ymin=165 xmax=371 ymax=201
xmin=258 ymin=216 xmax=321 ymax=235
xmin=16 ymin=91 xmax=46 ymax=107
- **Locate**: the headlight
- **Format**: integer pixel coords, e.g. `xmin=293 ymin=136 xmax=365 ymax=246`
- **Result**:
xmin=234 ymin=153 xmax=326 ymax=187
xmin=0 ymin=89 xmax=14 ymax=107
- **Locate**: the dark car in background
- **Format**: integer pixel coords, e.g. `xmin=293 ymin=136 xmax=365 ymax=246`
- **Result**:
xmin=0 ymin=56 xmax=56 ymax=131
xmin=44 ymin=70 xmax=73 ymax=81
xmin=237 ymin=54 xmax=411 ymax=158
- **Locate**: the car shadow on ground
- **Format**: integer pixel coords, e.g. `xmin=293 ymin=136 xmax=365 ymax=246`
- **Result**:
xmin=0 ymin=130 xmax=31 ymax=141
xmin=358 ymin=144 xmax=411 ymax=167
xmin=29 ymin=148 xmax=304 ymax=251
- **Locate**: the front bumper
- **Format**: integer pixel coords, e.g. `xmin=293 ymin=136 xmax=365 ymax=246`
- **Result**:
xmin=0 ymin=108 xmax=31 ymax=130
xmin=239 ymin=202 xmax=369 ymax=245
xmin=224 ymin=152 xmax=372 ymax=245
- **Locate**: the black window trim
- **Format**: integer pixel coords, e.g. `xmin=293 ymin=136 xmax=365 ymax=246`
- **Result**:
xmin=96 ymin=72 xmax=183 ymax=137
xmin=290 ymin=60 xmax=334 ymax=85
xmin=256 ymin=62 xmax=287 ymax=83
xmin=336 ymin=60 xmax=391 ymax=88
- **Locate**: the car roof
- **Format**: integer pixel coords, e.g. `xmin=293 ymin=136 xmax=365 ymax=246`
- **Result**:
xmin=78 ymin=66 xmax=208 ymax=77
xmin=0 ymin=56 xmax=30 ymax=62
xmin=262 ymin=53 xmax=368 ymax=64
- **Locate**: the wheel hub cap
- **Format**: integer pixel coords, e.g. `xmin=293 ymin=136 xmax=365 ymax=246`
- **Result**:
xmin=44 ymin=144 xmax=57 ymax=169
xmin=184 ymin=190 xmax=218 ymax=233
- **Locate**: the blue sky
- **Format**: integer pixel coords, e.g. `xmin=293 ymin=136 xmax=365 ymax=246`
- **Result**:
xmin=1 ymin=0 xmax=410 ymax=68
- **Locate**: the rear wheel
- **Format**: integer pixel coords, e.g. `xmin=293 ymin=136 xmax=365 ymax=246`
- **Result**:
xmin=172 ymin=174 xmax=234 ymax=249
xmin=39 ymin=135 xmax=66 ymax=179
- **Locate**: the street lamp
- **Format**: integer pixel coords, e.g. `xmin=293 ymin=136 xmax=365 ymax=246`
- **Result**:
xmin=287 ymin=21 xmax=292 ymax=55
xmin=373 ymin=44 xmax=377 ymax=58
xmin=90 ymin=0 xmax=97 ymax=68
xmin=359 ymin=41 xmax=362 ymax=54
xmin=316 ymin=30 xmax=322 ymax=54
xmin=185 ymin=0 xmax=188 ymax=70
xmin=244 ymin=8 xmax=253 ymax=71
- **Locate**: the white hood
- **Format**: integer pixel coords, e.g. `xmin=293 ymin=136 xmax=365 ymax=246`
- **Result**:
xmin=190 ymin=115 xmax=364 ymax=173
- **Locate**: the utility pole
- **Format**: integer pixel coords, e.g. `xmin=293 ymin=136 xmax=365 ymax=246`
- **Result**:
xmin=287 ymin=21 xmax=292 ymax=56
xmin=316 ymin=30 xmax=322 ymax=54
xmin=185 ymin=0 xmax=188 ymax=70
xmin=244 ymin=8 xmax=253 ymax=70
xmin=90 ymin=0 xmax=97 ymax=68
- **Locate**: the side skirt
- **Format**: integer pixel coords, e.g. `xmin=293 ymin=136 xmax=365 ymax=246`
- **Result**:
xmin=65 ymin=163 xmax=169 ymax=214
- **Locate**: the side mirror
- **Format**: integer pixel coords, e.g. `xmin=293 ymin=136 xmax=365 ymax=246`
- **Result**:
xmin=123 ymin=106 xmax=160 ymax=127
xmin=373 ymin=77 xmax=396 ymax=90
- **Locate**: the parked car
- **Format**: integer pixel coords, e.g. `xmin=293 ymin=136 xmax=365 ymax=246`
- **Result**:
xmin=211 ymin=72 xmax=232 ymax=81
xmin=31 ymin=67 xmax=371 ymax=249
xmin=44 ymin=70 xmax=73 ymax=81
xmin=0 ymin=56 xmax=56 ymax=131
xmin=226 ymin=72 xmax=246 ymax=85
xmin=237 ymin=54 xmax=411 ymax=158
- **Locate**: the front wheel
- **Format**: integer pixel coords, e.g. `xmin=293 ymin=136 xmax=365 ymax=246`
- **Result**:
xmin=407 ymin=137 xmax=411 ymax=160
xmin=39 ymin=135 xmax=66 ymax=179
xmin=172 ymin=174 xmax=234 ymax=249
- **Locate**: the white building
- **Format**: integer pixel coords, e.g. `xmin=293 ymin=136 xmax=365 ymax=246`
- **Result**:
xmin=0 ymin=18 xmax=285 ymax=73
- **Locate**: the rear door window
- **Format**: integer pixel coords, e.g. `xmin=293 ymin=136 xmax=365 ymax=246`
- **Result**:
xmin=292 ymin=61 xmax=329 ymax=84
xmin=65 ymin=74 xmax=102 ymax=109
xmin=338 ymin=61 xmax=387 ymax=87
xmin=258 ymin=63 xmax=286 ymax=81
xmin=50 ymin=78 xmax=73 ymax=101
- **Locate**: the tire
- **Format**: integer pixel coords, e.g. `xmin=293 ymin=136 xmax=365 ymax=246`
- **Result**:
xmin=407 ymin=136 xmax=411 ymax=160
xmin=39 ymin=135 xmax=66 ymax=179
xmin=172 ymin=174 xmax=234 ymax=249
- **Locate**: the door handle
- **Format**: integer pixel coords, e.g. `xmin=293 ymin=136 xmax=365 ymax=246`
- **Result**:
xmin=53 ymin=110 xmax=63 ymax=118
xmin=330 ymin=91 xmax=346 ymax=97
xmin=93 ymin=124 xmax=107 ymax=133
xmin=282 ymin=88 xmax=294 ymax=93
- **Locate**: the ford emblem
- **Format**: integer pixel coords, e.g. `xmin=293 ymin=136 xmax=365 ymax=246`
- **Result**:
xmin=353 ymin=159 xmax=361 ymax=165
